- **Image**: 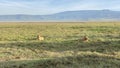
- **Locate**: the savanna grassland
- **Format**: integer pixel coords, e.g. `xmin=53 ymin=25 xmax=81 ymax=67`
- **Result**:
xmin=0 ymin=22 xmax=120 ymax=68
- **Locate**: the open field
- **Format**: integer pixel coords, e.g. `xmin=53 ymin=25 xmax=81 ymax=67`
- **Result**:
xmin=0 ymin=22 xmax=120 ymax=68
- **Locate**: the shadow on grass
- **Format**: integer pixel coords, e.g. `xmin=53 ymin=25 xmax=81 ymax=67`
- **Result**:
xmin=0 ymin=40 xmax=120 ymax=53
xmin=0 ymin=40 xmax=120 ymax=68
xmin=0 ymin=54 xmax=120 ymax=68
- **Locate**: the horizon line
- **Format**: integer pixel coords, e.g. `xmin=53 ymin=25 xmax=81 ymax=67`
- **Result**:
xmin=0 ymin=9 xmax=119 ymax=15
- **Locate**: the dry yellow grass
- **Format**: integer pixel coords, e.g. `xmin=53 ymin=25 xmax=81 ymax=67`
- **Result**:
xmin=0 ymin=22 xmax=120 ymax=68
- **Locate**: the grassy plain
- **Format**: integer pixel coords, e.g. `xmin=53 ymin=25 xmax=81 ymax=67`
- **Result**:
xmin=0 ymin=22 xmax=120 ymax=68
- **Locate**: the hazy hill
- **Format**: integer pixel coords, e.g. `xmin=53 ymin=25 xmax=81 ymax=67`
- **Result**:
xmin=0 ymin=10 xmax=120 ymax=21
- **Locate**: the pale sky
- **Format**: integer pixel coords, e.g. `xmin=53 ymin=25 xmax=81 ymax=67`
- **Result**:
xmin=0 ymin=0 xmax=119 ymax=15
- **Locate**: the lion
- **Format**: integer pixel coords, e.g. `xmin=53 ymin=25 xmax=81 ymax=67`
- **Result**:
xmin=82 ymin=36 xmax=88 ymax=41
xmin=37 ymin=35 xmax=44 ymax=41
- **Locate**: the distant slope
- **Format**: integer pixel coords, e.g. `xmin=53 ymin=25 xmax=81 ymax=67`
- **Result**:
xmin=0 ymin=10 xmax=120 ymax=21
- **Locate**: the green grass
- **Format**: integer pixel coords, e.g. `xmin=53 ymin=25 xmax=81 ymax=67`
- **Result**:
xmin=0 ymin=22 xmax=120 ymax=68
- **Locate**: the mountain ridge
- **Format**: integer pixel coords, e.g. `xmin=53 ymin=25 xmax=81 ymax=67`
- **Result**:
xmin=0 ymin=10 xmax=120 ymax=21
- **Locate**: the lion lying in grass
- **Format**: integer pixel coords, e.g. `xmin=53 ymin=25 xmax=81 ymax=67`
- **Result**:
xmin=37 ymin=34 xmax=44 ymax=41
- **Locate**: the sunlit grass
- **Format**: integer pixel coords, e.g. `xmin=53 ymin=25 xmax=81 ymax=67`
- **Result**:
xmin=0 ymin=22 xmax=120 ymax=68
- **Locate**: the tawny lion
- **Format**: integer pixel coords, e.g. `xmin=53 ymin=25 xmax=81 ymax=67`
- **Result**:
xmin=38 ymin=35 xmax=44 ymax=41
xmin=82 ymin=36 xmax=88 ymax=41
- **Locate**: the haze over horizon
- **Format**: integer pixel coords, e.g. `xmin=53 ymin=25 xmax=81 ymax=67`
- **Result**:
xmin=0 ymin=0 xmax=119 ymax=15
